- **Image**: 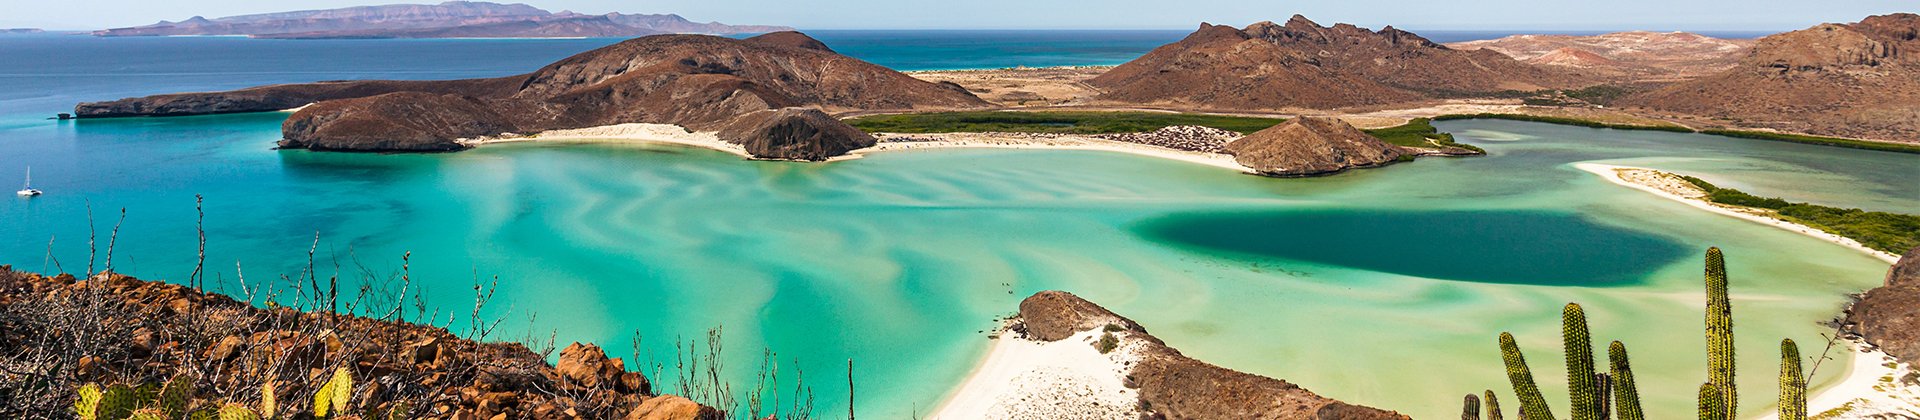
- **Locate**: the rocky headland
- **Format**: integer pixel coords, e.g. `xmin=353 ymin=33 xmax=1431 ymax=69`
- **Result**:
xmin=0 ymin=265 xmax=721 ymax=419
xmin=93 ymin=1 xmax=791 ymax=39
xmin=78 ymin=31 xmax=990 ymax=160
xmin=1621 ymin=14 xmax=1920 ymax=142
xmin=935 ymin=290 xmax=1406 ymax=419
xmin=1224 ymin=117 xmax=1407 ymax=177
xmin=1088 ymin=15 xmax=1588 ymax=110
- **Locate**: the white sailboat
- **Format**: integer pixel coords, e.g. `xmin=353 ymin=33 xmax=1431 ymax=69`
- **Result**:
xmin=16 ymin=167 xmax=41 ymax=197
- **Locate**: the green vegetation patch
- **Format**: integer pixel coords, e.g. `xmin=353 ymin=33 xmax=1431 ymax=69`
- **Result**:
xmin=1676 ymin=175 xmax=1919 ymax=253
xmin=1364 ymin=118 xmax=1486 ymax=153
xmin=1698 ymin=129 xmax=1920 ymax=154
xmin=1432 ymin=113 xmax=1694 ymax=133
xmin=844 ymin=111 xmax=1285 ymax=135
xmin=1434 ymin=113 xmax=1920 ymax=155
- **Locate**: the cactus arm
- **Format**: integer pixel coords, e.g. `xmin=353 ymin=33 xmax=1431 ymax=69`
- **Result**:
xmin=1699 ymin=383 xmax=1727 ymax=420
xmin=1705 ymin=247 xmax=1737 ymax=418
xmin=1780 ymin=339 xmax=1807 ymax=420
xmin=1500 ymin=332 xmax=1557 ymax=420
xmin=1608 ymin=341 xmax=1646 ymax=420
xmin=1564 ymin=303 xmax=1598 ymax=420
xmin=1464 ymin=393 xmax=1483 ymax=420
xmin=1486 ymin=390 xmax=1504 ymax=420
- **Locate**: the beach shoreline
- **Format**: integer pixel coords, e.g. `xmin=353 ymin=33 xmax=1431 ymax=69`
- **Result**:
xmin=1574 ymin=163 xmax=1898 ymax=263
xmin=926 ymin=326 xmax=1144 ymax=419
xmin=460 ymin=123 xmax=1257 ymax=173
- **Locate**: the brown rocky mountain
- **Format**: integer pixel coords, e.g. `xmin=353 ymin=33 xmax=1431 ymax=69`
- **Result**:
xmin=1089 ymin=16 xmax=1586 ymax=110
xmin=79 ymin=32 xmax=990 ymax=159
xmin=1017 ymin=291 xmax=1407 ymax=419
xmin=1224 ymin=117 xmax=1407 ymax=177
xmin=1847 ymin=247 xmax=1920 ymax=362
xmin=1620 ymin=14 xmax=1920 ymax=142
xmin=94 ymin=1 xmax=790 ymax=39
xmin=1448 ymin=31 xmax=1754 ymax=80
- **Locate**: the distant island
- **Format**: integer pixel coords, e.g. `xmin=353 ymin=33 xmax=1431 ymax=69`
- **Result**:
xmin=91 ymin=1 xmax=792 ymax=39
xmin=3 ymin=28 xmax=45 ymax=34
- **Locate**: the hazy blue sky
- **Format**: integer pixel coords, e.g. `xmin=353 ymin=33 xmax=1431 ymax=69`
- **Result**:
xmin=2 ymin=0 xmax=1913 ymax=31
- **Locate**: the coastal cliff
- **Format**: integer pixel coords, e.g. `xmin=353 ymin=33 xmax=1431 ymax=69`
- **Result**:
xmin=1848 ymin=247 xmax=1920 ymax=362
xmin=77 ymin=31 xmax=991 ymax=160
xmin=948 ymin=290 xmax=1407 ymax=419
xmin=1224 ymin=117 xmax=1407 ymax=177
xmin=1089 ymin=15 xmax=1587 ymax=110
xmin=0 ymin=265 xmax=721 ymax=419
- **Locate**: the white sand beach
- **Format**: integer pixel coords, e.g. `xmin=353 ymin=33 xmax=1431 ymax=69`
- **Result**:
xmin=1575 ymin=163 xmax=1898 ymax=263
xmin=928 ymin=327 xmax=1144 ymax=420
xmin=460 ymin=123 xmax=755 ymax=159
xmin=1758 ymin=341 xmax=1920 ymax=419
xmin=856 ymin=132 xmax=1254 ymax=174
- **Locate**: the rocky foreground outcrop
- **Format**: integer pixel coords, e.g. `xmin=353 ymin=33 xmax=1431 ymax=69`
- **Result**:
xmin=0 ymin=266 xmax=720 ymax=419
xmin=1090 ymin=15 xmax=1587 ymax=110
xmin=1224 ymin=117 xmax=1407 ymax=177
xmin=1847 ymin=247 xmax=1920 ymax=362
xmin=1622 ymin=14 xmax=1920 ymax=142
xmin=77 ymin=31 xmax=990 ymax=160
xmin=1015 ymin=291 xmax=1407 ymax=419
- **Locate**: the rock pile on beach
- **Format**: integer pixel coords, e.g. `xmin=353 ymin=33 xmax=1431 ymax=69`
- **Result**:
xmin=1096 ymin=125 xmax=1240 ymax=153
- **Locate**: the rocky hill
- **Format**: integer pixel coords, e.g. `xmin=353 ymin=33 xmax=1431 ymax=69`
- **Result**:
xmin=1089 ymin=16 xmax=1587 ymax=110
xmin=1448 ymin=31 xmax=1754 ymax=80
xmin=1620 ymin=14 xmax=1920 ymax=142
xmin=0 ymin=265 xmax=723 ymax=419
xmin=78 ymin=32 xmax=991 ymax=159
xmin=1224 ymin=117 xmax=1408 ymax=177
xmin=1848 ymin=246 xmax=1920 ymax=362
xmin=94 ymin=1 xmax=791 ymax=39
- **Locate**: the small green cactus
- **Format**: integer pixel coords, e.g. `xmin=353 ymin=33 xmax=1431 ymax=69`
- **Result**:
xmin=131 ymin=382 xmax=161 ymax=405
xmin=1609 ymin=341 xmax=1645 ymax=420
xmin=157 ymin=375 xmax=192 ymax=417
xmin=98 ymin=384 xmax=139 ymax=420
xmin=75 ymin=383 xmax=104 ymax=420
xmin=188 ymin=406 xmax=219 ymax=420
xmin=219 ymin=404 xmax=261 ymax=420
xmin=1499 ymin=332 xmax=1555 ymax=420
xmin=1780 ymin=339 xmax=1807 ymax=420
xmin=1563 ymin=303 xmax=1597 ymax=420
xmin=127 ymin=408 xmax=167 ymax=420
xmin=313 ymin=367 xmax=352 ymax=418
xmin=259 ymin=383 xmax=276 ymax=418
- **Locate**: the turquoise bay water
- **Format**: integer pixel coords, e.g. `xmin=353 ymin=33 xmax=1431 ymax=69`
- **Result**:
xmin=1 ymin=35 xmax=1916 ymax=419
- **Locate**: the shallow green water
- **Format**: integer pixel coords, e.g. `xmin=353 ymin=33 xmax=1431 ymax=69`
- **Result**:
xmin=1 ymin=115 xmax=1913 ymax=419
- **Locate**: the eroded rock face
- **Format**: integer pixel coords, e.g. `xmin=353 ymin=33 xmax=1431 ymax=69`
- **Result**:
xmin=78 ymin=32 xmax=990 ymax=157
xmin=280 ymin=92 xmax=519 ymax=152
xmin=1224 ymin=117 xmax=1406 ymax=177
xmin=1090 ymin=16 xmax=1585 ymax=110
xmin=715 ymin=108 xmax=876 ymax=161
xmin=1015 ymin=291 xmax=1408 ymax=419
xmin=1848 ymin=247 xmax=1920 ymax=362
